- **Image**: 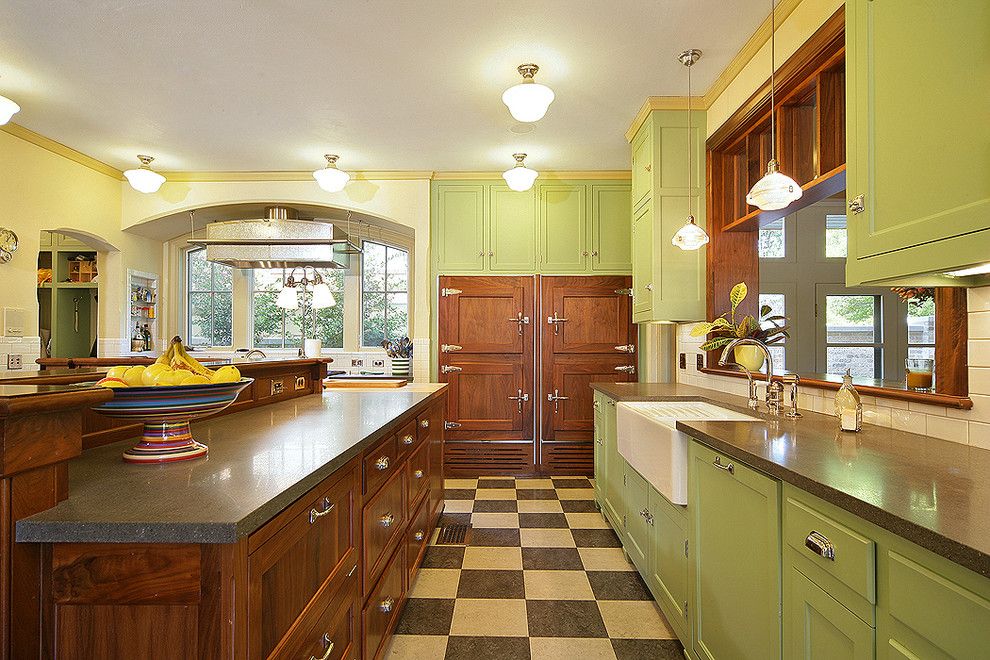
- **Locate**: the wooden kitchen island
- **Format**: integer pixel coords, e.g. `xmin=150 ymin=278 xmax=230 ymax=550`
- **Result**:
xmin=4 ymin=374 xmax=446 ymax=659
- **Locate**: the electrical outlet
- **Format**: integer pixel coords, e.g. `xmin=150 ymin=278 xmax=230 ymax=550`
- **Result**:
xmin=294 ymin=376 xmax=306 ymax=390
xmin=6 ymin=354 xmax=22 ymax=369
xmin=351 ymin=358 xmax=364 ymax=367
xmin=372 ymin=359 xmax=385 ymax=368
xmin=271 ymin=380 xmax=284 ymax=396
xmin=696 ymin=354 xmax=705 ymax=371
xmin=679 ymin=353 xmax=687 ymax=369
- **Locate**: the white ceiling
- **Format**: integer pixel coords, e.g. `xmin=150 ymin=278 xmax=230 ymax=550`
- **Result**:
xmin=0 ymin=1 xmax=769 ymax=172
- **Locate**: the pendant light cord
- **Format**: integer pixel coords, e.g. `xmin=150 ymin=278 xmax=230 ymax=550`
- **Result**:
xmin=770 ymin=0 xmax=776 ymax=163
xmin=687 ymin=59 xmax=692 ymax=220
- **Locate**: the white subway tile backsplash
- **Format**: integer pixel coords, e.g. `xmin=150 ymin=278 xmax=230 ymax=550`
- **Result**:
xmin=908 ymin=401 xmax=947 ymax=416
xmin=863 ymin=406 xmax=892 ymax=428
xmin=969 ymin=340 xmax=990 ymax=368
xmin=891 ymin=409 xmax=927 ymax=433
xmin=969 ymin=311 xmax=990 ymax=340
xmin=968 ymin=286 xmax=990 ymax=313
xmin=967 ymin=421 xmax=990 ymax=450
xmin=925 ymin=416 xmax=969 ymax=444
xmin=970 ymin=367 xmax=990 ymax=396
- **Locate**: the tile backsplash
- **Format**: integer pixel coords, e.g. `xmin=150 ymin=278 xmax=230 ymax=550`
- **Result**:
xmin=674 ymin=286 xmax=990 ymax=449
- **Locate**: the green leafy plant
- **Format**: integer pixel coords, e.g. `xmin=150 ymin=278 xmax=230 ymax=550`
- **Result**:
xmin=690 ymin=282 xmax=789 ymax=352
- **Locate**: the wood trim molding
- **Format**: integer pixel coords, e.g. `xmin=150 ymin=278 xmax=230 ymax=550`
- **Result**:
xmin=625 ymin=97 xmax=702 ymax=142
xmin=935 ymin=288 xmax=969 ymax=397
xmin=1 ymin=123 xmax=123 ymax=180
xmin=431 ymin=171 xmax=631 ymax=181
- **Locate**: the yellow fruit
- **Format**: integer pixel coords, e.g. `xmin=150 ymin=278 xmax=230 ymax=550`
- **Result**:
xmin=153 ymin=369 xmax=187 ymax=387
xmin=142 ymin=363 xmax=169 ymax=386
xmin=106 ymin=366 xmax=130 ymax=380
xmin=211 ymin=365 xmax=241 ymax=384
xmin=122 ymin=366 xmax=147 ymax=387
xmin=96 ymin=377 xmax=128 ymax=388
xmin=180 ymin=373 xmax=211 ymax=385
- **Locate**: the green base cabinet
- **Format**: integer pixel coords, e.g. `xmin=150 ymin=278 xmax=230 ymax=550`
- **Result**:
xmin=689 ymin=440 xmax=781 ymax=660
xmin=846 ymin=0 xmax=990 ymax=285
xmin=593 ymin=394 xmax=624 ymax=533
xmin=649 ymin=486 xmax=690 ymax=644
xmin=622 ymin=465 xmax=652 ymax=576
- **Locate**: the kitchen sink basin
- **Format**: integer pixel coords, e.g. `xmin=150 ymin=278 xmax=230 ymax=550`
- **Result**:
xmin=616 ymin=401 xmax=758 ymax=505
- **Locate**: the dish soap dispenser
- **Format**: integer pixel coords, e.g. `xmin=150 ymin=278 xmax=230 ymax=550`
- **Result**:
xmin=835 ymin=369 xmax=862 ymax=432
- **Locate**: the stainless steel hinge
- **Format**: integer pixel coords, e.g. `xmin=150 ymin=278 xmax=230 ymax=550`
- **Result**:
xmin=622 ymin=514 xmax=627 ymax=528
xmin=683 ymin=600 xmax=689 ymax=618
xmin=440 ymin=365 xmax=462 ymax=374
xmin=444 ymin=421 xmax=462 ymax=430
xmin=440 ymin=344 xmax=463 ymax=353
xmin=441 ymin=288 xmax=462 ymax=297
xmin=684 ymin=539 xmax=689 ymax=558
xmin=623 ymin=474 xmax=627 ymax=486
xmin=614 ymin=288 xmax=634 ymax=297
xmin=614 ymin=365 xmax=636 ymax=374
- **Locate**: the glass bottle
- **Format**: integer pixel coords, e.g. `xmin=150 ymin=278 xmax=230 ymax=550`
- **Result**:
xmin=835 ymin=369 xmax=862 ymax=432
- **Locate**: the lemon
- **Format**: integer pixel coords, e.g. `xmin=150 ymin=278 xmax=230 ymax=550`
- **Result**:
xmin=106 ymin=365 xmax=130 ymax=380
xmin=142 ymin=363 xmax=169 ymax=386
xmin=180 ymin=373 xmax=211 ymax=385
xmin=153 ymin=369 xmax=187 ymax=386
xmin=122 ymin=366 xmax=147 ymax=387
xmin=211 ymin=365 xmax=241 ymax=384
xmin=96 ymin=377 xmax=127 ymax=388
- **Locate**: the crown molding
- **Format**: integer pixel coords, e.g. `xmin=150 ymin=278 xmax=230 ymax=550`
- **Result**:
xmin=1 ymin=122 xmax=123 ymax=179
xmin=624 ymin=97 xmax=704 ymax=142
xmin=431 ymin=171 xmax=631 ymax=181
xmin=160 ymin=170 xmax=435 ymax=182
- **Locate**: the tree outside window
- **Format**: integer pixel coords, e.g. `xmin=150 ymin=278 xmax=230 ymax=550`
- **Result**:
xmin=252 ymin=268 xmax=344 ymax=349
xmin=362 ymin=241 xmax=409 ymax=346
xmin=186 ymin=248 xmax=232 ymax=347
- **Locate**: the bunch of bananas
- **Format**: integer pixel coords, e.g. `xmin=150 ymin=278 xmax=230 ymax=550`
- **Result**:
xmin=96 ymin=337 xmax=241 ymax=388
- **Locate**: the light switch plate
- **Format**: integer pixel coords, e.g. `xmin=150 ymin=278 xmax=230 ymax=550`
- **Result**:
xmin=6 ymin=354 xmax=22 ymax=369
xmin=351 ymin=358 xmax=364 ymax=367
xmin=679 ymin=353 xmax=687 ymax=369
xmin=696 ymin=354 xmax=705 ymax=370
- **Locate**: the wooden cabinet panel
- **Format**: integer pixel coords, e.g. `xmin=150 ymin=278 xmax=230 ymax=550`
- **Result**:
xmin=588 ymin=184 xmax=632 ymax=272
xmin=419 ymin=402 xmax=445 ymax=519
xmin=489 ymin=184 xmax=537 ymax=272
xmin=438 ymin=276 xmax=532 ymax=354
xmin=363 ymin=469 xmax=406 ymax=592
xmin=406 ymin=441 xmax=430 ymax=515
xmin=543 ymin=356 xmax=635 ymax=441
xmin=434 ymin=184 xmax=486 ymax=272
xmin=539 ymin=183 xmax=587 ymax=272
xmin=269 ymin=562 xmax=358 ymax=660
xmin=444 ymin=359 xmax=528 ymax=433
xmin=406 ymin=494 xmax=432 ymax=585
xmin=363 ymin=434 xmax=400 ymax=498
xmin=544 ymin=278 xmax=634 ymax=354
xmin=363 ymin=544 xmax=406 ymax=660
xmin=395 ymin=418 xmax=419 ymax=462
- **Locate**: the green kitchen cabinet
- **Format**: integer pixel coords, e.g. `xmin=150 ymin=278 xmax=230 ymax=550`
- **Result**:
xmin=649 ymin=486 xmax=690 ymax=644
xmin=631 ymin=119 xmax=653 ymax=211
xmin=588 ymin=184 xmax=632 ymax=273
xmin=689 ymin=440 xmax=781 ymax=660
xmin=622 ymin=465 xmax=652 ymax=576
xmin=538 ymin=183 xmax=587 ymax=272
xmin=489 ymin=183 xmax=537 ymax=272
xmin=845 ymin=0 xmax=990 ymax=285
xmin=433 ymin=183 xmax=486 ymax=272
xmin=631 ymin=202 xmax=654 ymax=320
xmin=593 ymin=393 xmax=624 ymax=534
xmin=592 ymin=394 xmax=607 ymax=506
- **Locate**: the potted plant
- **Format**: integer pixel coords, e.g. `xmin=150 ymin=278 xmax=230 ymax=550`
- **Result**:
xmin=691 ymin=282 xmax=789 ymax=372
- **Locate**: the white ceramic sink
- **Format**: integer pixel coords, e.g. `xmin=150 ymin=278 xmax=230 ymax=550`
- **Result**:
xmin=616 ymin=401 xmax=758 ymax=505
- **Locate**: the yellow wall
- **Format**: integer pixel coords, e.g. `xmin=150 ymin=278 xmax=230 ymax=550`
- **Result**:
xmin=0 ymin=130 xmax=163 ymax=351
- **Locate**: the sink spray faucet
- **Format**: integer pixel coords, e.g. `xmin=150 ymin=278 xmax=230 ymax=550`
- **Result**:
xmin=718 ymin=338 xmax=787 ymax=416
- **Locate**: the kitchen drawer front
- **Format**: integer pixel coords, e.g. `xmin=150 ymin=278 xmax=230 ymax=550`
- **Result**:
xmin=395 ymin=418 xmax=420 ymax=461
xmin=407 ymin=441 xmax=430 ymax=514
xmin=416 ymin=401 xmax=442 ymax=445
xmin=363 ymin=468 xmax=407 ymax=592
xmin=363 ymin=543 xmax=406 ymax=660
xmin=407 ymin=493 xmax=432 ymax=585
xmin=248 ymin=465 xmax=358 ymax=658
xmin=364 ymin=433 xmax=400 ymax=497
xmin=269 ymin=561 xmax=358 ymax=660
xmin=783 ymin=488 xmax=876 ymax=605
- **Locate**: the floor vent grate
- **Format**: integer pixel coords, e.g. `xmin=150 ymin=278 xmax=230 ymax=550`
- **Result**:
xmin=435 ymin=522 xmax=471 ymax=545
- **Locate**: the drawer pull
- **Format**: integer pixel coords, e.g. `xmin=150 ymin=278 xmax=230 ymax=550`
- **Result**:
xmin=414 ymin=469 xmax=424 ymax=479
xmin=712 ymin=457 xmax=734 ymax=474
xmin=402 ymin=434 xmax=415 ymax=445
xmin=805 ymin=531 xmax=836 ymax=561
xmin=309 ymin=497 xmax=335 ymax=524
xmin=414 ymin=530 xmax=425 ymax=541
xmin=308 ymin=633 xmax=334 ymax=660
xmin=380 ymin=512 xmax=395 ymax=528
xmin=379 ymin=596 xmax=394 ymax=614
xmin=375 ymin=456 xmax=390 ymax=471
xmin=420 ymin=419 xmax=429 ymax=429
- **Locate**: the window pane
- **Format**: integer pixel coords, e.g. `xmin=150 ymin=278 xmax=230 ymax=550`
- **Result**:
xmin=827 ymin=346 xmax=876 ymax=378
xmin=826 ymin=295 xmax=876 ymax=343
xmin=213 ymin=292 xmax=232 ymax=345
xmin=253 ymin=268 xmax=284 ymax=291
xmin=767 ymin=344 xmax=785 ymax=371
xmin=758 ymin=219 xmax=785 ymax=259
xmin=188 ymin=292 xmax=213 ymax=346
xmin=188 ymin=249 xmax=213 ymax=291
xmin=825 ymin=214 xmax=847 ymax=258
xmin=759 ymin=293 xmax=785 ymax=325
xmin=907 ymin=298 xmax=935 ymax=345
xmin=312 ymin=304 xmax=344 ymax=349
xmin=253 ymin=291 xmax=283 ymax=347
xmin=362 ymin=243 xmax=387 ymax=291
xmin=284 ymin=308 xmax=302 ymax=347
xmin=213 ymin=262 xmax=233 ymax=291
xmin=386 ymin=246 xmax=409 ymax=290
xmin=386 ymin=292 xmax=409 ymax=341
xmin=363 ymin=291 xmax=386 ymax=347
xmin=908 ymin=346 xmax=935 ymax=361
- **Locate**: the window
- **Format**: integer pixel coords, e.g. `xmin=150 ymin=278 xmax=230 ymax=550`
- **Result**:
xmin=907 ymin=297 xmax=936 ymax=360
xmin=186 ymin=248 xmax=232 ymax=346
xmin=825 ymin=214 xmax=847 ymax=258
xmin=824 ymin=294 xmax=882 ymax=378
xmin=758 ymin=218 xmax=785 ymax=258
xmin=759 ymin=293 xmax=787 ymax=370
xmin=252 ymin=268 xmax=345 ymax=349
xmin=361 ymin=241 xmax=409 ymax=347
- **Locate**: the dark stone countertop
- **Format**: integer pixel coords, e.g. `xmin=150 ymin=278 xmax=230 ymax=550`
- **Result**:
xmin=592 ymin=381 xmax=990 ymax=577
xmin=16 ymin=384 xmax=446 ymax=545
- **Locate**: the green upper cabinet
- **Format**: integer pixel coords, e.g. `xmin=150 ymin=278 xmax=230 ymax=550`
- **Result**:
xmin=433 ymin=183 xmax=486 ymax=272
xmin=628 ymin=109 xmax=707 ymax=322
xmin=539 ymin=182 xmax=587 ymax=272
xmin=846 ymin=0 xmax=990 ymax=285
xmin=588 ymin=184 xmax=632 ymax=272
xmin=489 ymin=184 xmax=537 ymax=272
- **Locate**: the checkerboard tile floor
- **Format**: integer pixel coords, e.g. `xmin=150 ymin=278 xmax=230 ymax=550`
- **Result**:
xmin=385 ymin=476 xmax=684 ymax=659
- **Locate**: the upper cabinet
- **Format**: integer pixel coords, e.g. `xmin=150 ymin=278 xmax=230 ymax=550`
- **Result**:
xmin=845 ymin=0 xmax=990 ymax=285
xmin=628 ymin=109 xmax=707 ymax=323
xmin=433 ymin=180 xmax=631 ymax=275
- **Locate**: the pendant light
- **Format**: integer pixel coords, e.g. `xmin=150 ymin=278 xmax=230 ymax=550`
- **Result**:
xmin=502 ymin=64 xmax=555 ymax=122
xmin=0 ymin=95 xmax=20 ymax=125
xmin=502 ymin=153 xmax=538 ymax=191
xmin=123 ymin=155 xmax=166 ymax=193
xmin=746 ymin=0 xmax=803 ymax=211
xmin=671 ymin=49 xmax=710 ymax=251
xmin=313 ymin=154 xmax=350 ymax=192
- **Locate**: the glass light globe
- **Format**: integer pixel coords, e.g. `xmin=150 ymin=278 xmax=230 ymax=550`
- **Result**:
xmin=311 ymin=282 xmax=336 ymax=309
xmin=0 ymin=95 xmax=20 ymax=125
xmin=123 ymin=155 xmax=166 ymax=193
xmin=502 ymin=80 xmax=555 ymax=122
xmin=746 ymin=160 xmax=802 ymax=211
xmin=671 ymin=216 xmax=710 ymax=251
xmin=275 ymin=285 xmax=299 ymax=310
xmin=313 ymin=154 xmax=350 ymax=192
xmin=502 ymin=153 xmax=538 ymax=192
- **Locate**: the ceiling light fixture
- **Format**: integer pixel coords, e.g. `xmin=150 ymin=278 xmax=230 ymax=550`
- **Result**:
xmin=502 ymin=153 xmax=539 ymax=191
xmin=0 ymin=95 xmax=20 ymax=125
xmin=123 ymin=155 xmax=166 ymax=193
xmin=502 ymin=64 xmax=555 ymax=123
xmin=276 ymin=266 xmax=337 ymax=310
xmin=671 ymin=49 xmax=710 ymax=251
xmin=746 ymin=0 xmax=803 ymax=211
xmin=313 ymin=154 xmax=350 ymax=193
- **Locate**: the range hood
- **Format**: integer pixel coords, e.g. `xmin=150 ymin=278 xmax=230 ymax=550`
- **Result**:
xmin=187 ymin=206 xmax=360 ymax=269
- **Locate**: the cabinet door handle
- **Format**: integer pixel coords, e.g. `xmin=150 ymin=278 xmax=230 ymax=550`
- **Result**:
xmin=582 ymin=250 xmax=589 ymax=256
xmin=712 ymin=456 xmax=734 ymax=474
xmin=591 ymin=250 xmax=599 ymax=257
xmin=645 ymin=163 xmax=652 ymax=172
xmin=380 ymin=512 xmax=395 ymax=528
xmin=308 ymin=633 xmax=334 ymax=660
xmin=478 ymin=251 xmax=485 ymax=257
xmin=375 ymin=456 xmax=390 ymax=471
xmin=379 ymin=596 xmax=394 ymax=613
xmin=309 ymin=497 xmax=334 ymax=524
xmin=420 ymin=419 xmax=430 ymax=429
xmin=645 ymin=283 xmax=654 ymax=291
xmin=414 ymin=530 xmax=425 ymax=541
xmin=402 ymin=434 xmax=415 ymax=445
xmin=848 ymin=194 xmax=865 ymax=214
xmin=805 ymin=531 xmax=836 ymax=561
xmin=414 ymin=469 xmax=424 ymax=479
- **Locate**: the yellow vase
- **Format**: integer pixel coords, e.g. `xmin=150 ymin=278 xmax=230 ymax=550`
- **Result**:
xmin=732 ymin=345 xmax=766 ymax=372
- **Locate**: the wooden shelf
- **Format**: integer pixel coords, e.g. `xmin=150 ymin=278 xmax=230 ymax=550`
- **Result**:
xmin=722 ymin=164 xmax=846 ymax=232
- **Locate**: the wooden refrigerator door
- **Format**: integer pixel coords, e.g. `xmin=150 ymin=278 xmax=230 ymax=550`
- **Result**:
xmin=539 ymin=276 xmax=636 ymax=475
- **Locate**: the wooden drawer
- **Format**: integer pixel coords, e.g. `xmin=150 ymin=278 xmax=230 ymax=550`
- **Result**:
xmin=363 ymin=544 xmax=406 ymax=660
xmin=783 ymin=489 xmax=876 ymax=604
xmin=248 ymin=463 xmax=358 ymax=659
xmin=364 ymin=434 xmax=400 ymax=497
xmin=363 ymin=468 xmax=406 ymax=592
xmin=395 ymin=418 xmax=420 ymax=461
xmin=407 ymin=441 xmax=430 ymax=515
xmin=269 ymin=560 xmax=358 ymax=660
xmin=407 ymin=493 xmax=432 ymax=585
xmin=422 ymin=399 xmax=445 ymax=519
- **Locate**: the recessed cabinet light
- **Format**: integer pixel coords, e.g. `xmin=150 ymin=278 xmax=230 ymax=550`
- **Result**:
xmin=123 ymin=155 xmax=166 ymax=193
xmin=313 ymin=154 xmax=350 ymax=193
xmin=945 ymin=263 xmax=990 ymax=277
xmin=502 ymin=153 xmax=538 ymax=191
xmin=502 ymin=64 xmax=555 ymax=123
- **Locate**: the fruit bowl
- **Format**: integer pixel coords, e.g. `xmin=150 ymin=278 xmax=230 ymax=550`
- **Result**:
xmin=91 ymin=378 xmax=254 ymax=464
